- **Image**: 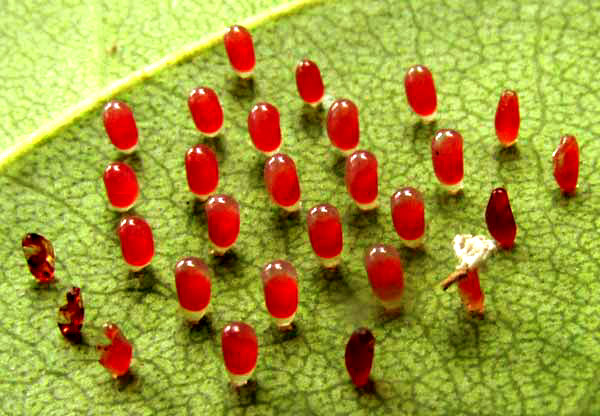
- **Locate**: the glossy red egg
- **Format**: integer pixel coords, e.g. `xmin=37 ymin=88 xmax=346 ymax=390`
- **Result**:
xmin=174 ymin=257 xmax=211 ymax=323
xmin=431 ymin=129 xmax=464 ymax=192
xmin=390 ymin=187 xmax=425 ymax=247
xmin=485 ymin=187 xmax=516 ymax=249
xmin=103 ymin=101 xmax=138 ymax=153
xmin=553 ymin=135 xmax=579 ymax=194
xmin=103 ymin=162 xmax=139 ymax=211
xmin=345 ymin=150 xmax=378 ymax=210
xmin=117 ymin=216 xmax=154 ymax=270
xmin=345 ymin=328 xmax=375 ymax=388
xmin=221 ymin=322 xmax=258 ymax=386
xmin=247 ymin=102 xmax=282 ymax=155
xmin=295 ymin=59 xmax=325 ymax=106
xmin=495 ymin=90 xmax=520 ymax=147
xmin=404 ymin=65 xmax=437 ymax=122
xmin=205 ymin=194 xmax=240 ymax=255
xmin=224 ymin=25 xmax=255 ymax=77
xmin=188 ymin=87 xmax=224 ymax=136
xmin=326 ymin=99 xmax=359 ymax=154
xmin=185 ymin=144 xmax=219 ymax=200
xmin=364 ymin=244 xmax=404 ymax=309
xmin=306 ymin=204 xmax=343 ymax=268
xmin=264 ymin=153 xmax=301 ymax=211
xmin=261 ymin=260 xmax=298 ymax=329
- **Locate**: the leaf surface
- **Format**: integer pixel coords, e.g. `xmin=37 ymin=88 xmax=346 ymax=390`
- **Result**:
xmin=0 ymin=0 xmax=293 ymax=150
xmin=1 ymin=1 xmax=600 ymax=415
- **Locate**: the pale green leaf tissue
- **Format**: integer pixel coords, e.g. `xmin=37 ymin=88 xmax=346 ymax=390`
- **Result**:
xmin=1 ymin=1 xmax=599 ymax=415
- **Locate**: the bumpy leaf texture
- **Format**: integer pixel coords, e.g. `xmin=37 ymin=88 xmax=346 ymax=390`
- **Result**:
xmin=1 ymin=0 xmax=600 ymax=415
xmin=0 ymin=0 xmax=291 ymax=150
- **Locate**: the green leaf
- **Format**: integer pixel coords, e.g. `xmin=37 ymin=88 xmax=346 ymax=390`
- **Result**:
xmin=2 ymin=0 xmax=599 ymax=414
xmin=0 ymin=0 xmax=295 ymax=154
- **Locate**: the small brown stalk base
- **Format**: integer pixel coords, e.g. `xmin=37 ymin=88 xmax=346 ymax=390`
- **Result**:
xmin=277 ymin=322 xmax=295 ymax=332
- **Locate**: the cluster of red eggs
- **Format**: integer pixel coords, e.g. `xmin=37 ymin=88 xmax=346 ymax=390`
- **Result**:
xmin=21 ymin=23 xmax=580 ymax=389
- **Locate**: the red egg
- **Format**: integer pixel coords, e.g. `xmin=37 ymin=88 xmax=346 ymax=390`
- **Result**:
xmin=345 ymin=328 xmax=375 ymax=388
xmin=247 ymin=102 xmax=282 ymax=156
xmin=174 ymin=257 xmax=211 ymax=323
xmin=98 ymin=323 xmax=133 ymax=378
xmin=326 ymin=99 xmax=359 ymax=155
xmin=185 ymin=144 xmax=219 ymax=200
xmin=188 ymin=87 xmax=224 ymax=137
xmin=306 ymin=204 xmax=343 ymax=268
xmin=103 ymin=162 xmax=139 ymax=211
xmin=103 ymin=101 xmax=139 ymax=153
xmin=264 ymin=153 xmax=301 ymax=211
xmin=390 ymin=187 xmax=425 ymax=247
xmin=485 ymin=187 xmax=517 ymax=249
xmin=117 ymin=216 xmax=154 ymax=270
xmin=458 ymin=268 xmax=484 ymax=316
xmin=495 ymin=90 xmax=520 ymax=147
xmin=261 ymin=260 xmax=298 ymax=329
xmin=431 ymin=129 xmax=464 ymax=193
xmin=205 ymin=194 xmax=240 ymax=255
xmin=364 ymin=244 xmax=404 ymax=309
xmin=345 ymin=150 xmax=378 ymax=210
xmin=221 ymin=322 xmax=258 ymax=386
xmin=224 ymin=25 xmax=255 ymax=78
xmin=553 ymin=135 xmax=579 ymax=194
xmin=295 ymin=59 xmax=325 ymax=106
xmin=404 ymin=65 xmax=437 ymax=123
